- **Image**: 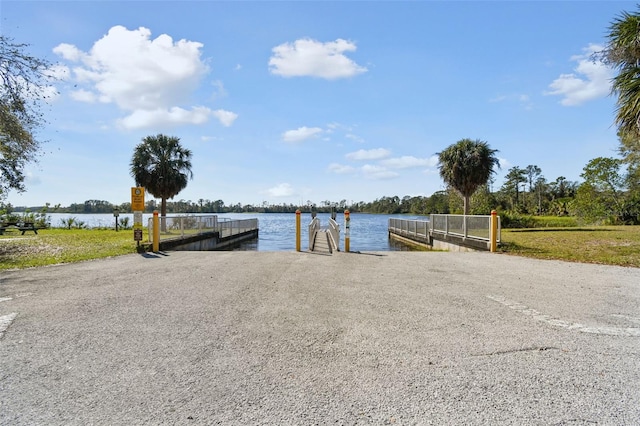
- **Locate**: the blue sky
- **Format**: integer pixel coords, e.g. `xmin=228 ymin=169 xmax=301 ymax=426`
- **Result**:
xmin=1 ymin=1 xmax=631 ymax=208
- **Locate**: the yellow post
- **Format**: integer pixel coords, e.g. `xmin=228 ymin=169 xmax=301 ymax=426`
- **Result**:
xmin=344 ymin=210 xmax=350 ymax=252
xmin=152 ymin=210 xmax=160 ymax=252
xmin=490 ymin=210 xmax=498 ymax=253
xmin=295 ymin=210 xmax=301 ymax=252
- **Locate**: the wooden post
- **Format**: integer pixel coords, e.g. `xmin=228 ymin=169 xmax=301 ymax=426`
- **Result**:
xmin=295 ymin=210 xmax=301 ymax=252
xmin=153 ymin=210 xmax=160 ymax=252
xmin=344 ymin=210 xmax=350 ymax=252
xmin=490 ymin=210 xmax=498 ymax=253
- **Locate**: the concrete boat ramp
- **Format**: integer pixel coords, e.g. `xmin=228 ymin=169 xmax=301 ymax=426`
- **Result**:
xmin=1 ymin=251 xmax=639 ymax=424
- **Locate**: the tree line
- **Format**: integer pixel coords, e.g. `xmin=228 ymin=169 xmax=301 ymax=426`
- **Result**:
xmin=3 ymin=151 xmax=636 ymax=226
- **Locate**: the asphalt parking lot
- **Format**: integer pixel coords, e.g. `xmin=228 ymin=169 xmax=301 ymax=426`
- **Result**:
xmin=1 ymin=251 xmax=639 ymax=425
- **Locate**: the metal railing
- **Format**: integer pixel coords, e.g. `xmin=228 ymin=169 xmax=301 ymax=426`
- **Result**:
xmin=308 ymin=217 xmax=320 ymax=249
xmin=389 ymin=214 xmax=501 ymax=246
xmin=430 ymin=214 xmax=500 ymax=242
xmin=388 ymin=218 xmax=430 ymax=243
xmin=148 ymin=215 xmax=258 ymax=243
xmin=327 ymin=218 xmax=340 ymax=252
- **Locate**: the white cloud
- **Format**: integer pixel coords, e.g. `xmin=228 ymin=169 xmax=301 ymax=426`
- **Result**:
xmin=346 ymin=148 xmax=391 ymax=161
xmin=489 ymin=93 xmax=533 ymax=109
xmin=269 ymin=38 xmax=367 ymax=80
xmin=211 ymin=80 xmax=227 ymax=100
xmin=23 ymin=171 xmax=41 ymax=187
xmin=39 ymin=84 xmax=60 ymax=102
xmin=362 ymin=164 xmax=399 ymax=180
xmin=265 ymin=183 xmax=294 ymax=197
xmin=421 ymin=168 xmax=440 ymax=176
xmin=53 ymin=43 xmax=85 ymax=62
xmin=326 ymin=122 xmax=339 ymax=133
xmin=282 ymin=126 xmax=323 ymax=143
xmin=345 ymin=133 xmax=365 ymax=143
xmin=380 ymin=155 xmax=439 ymax=169
xmin=489 ymin=95 xmax=507 ymax=103
xmin=498 ymin=157 xmax=511 ymax=170
xmin=328 ymin=163 xmax=356 ymax=174
xmin=70 ymin=89 xmax=97 ymax=103
xmin=53 ymin=25 xmax=237 ymax=129
xmin=13 ymin=64 xmax=62 ymax=102
xmin=117 ymin=106 xmax=215 ymax=130
xmin=45 ymin=64 xmax=71 ymax=81
xmin=212 ymin=109 xmax=238 ymax=127
xmin=546 ymin=43 xmax=614 ymax=106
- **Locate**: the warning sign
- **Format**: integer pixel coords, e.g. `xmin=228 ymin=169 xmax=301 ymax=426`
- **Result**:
xmin=131 ymin=187 xmax=145 ymax=211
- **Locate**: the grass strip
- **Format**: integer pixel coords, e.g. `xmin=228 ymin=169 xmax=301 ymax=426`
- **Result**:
xmin=0 ymin=229 xmax=142 ymax=270
xmin=500 ymin=226 xmax=640 ymax=267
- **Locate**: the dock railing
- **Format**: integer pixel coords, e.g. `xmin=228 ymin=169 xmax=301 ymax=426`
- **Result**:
xmin=389 ymin=214 xmax=501 ymax=250
xmin=308 ymin=217 xmax=320 ymax=249
xmin=327 ymin=218 xmax=340 ymax=252
xmin=148 ymin=215 xmax=258 ymax=243
xmin=430 ymin=214 xmax=500 ymax=242
xmin=388 ymin=218 xmax=431 ymax=244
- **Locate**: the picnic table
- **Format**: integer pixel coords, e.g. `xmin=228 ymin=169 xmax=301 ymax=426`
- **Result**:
xmin=0 ymin=221 xmax=39 ymax=235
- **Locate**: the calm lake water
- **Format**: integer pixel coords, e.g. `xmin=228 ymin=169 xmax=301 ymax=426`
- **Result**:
xmin=45 ymin=212 xmax=429 ymax=252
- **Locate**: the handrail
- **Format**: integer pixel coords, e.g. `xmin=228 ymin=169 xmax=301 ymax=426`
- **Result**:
xmin=327 ymin=218 xmax=340 ymax=252
xmin=388 ymin=218 xmax=430 ymax=243
xmin=430 ymin=214 xmax=500 ymax=242
xmin=148 ymin=215 xmax=258 ymax=243
xmin=308 ymin=217 xmax=320 ymax=250
xmin=389 ymin=215 xmax=500 ymax=249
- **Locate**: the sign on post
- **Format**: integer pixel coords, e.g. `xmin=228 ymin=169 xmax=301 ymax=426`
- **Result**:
xmin=133 ymin=212 xmax=143 ymax=241
xmin=131 ymin=187 xmax=145 ymax=212
xmin=131 ymin=187 xmax=145 ymax=242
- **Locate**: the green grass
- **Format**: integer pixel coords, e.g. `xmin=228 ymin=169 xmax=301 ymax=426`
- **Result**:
xmin=499 ymin=213 xmax=579 ymax=228
xmin=527 ymin=215 xmax=579 ymax=227
xmin=1 ymin=225 xmax=640 ymax=270
xmin=0 ymin=228 xmax=144 ymax=270
xmin=500 ymin=226 xmax=640 ymax=267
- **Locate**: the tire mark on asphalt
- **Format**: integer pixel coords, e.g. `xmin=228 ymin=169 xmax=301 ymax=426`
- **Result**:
xmin=0 ymin=296 xmax=18 ymax=340
xmin=610 ymin=314 xmax=640 ymax=325
xmin=487 ymin=295 xmax=640 ymax=337
xmin=0 ymin=313 xmax=18 ymax=339
xmin=473 ymin=346 xmax=561 ymax=357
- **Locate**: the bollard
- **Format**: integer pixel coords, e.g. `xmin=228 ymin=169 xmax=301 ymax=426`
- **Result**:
xmin=490 ymin=210 xmax=498 ymax=253
xmin=344 ymin=210 xmax=350 ymax=252
xmin=295 ymin=210 xmax=301 ymax=252
xmin=153 ymin=210 xmax=160 ymax=252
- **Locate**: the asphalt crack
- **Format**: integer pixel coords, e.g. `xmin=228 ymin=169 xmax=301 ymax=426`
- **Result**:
xmin=473 ymin=346 xmax=560 ymax=357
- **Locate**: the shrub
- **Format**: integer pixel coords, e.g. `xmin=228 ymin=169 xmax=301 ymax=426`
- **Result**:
xmin=498 ymin=212 xmax=578 ymax=228
xmin=60 ymin=217 xmax=86 ymax=229
xmin=119 ymin=216 xmax=131 ymax=230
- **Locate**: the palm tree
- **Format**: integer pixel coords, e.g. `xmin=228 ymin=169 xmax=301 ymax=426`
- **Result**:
xmin=437 ymin=138 xmax=500 ymax=215
xmin=130 ymin=134 xmax=193 ymax=219
xmin=602 ymin=7 xmax=640 ymax=138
